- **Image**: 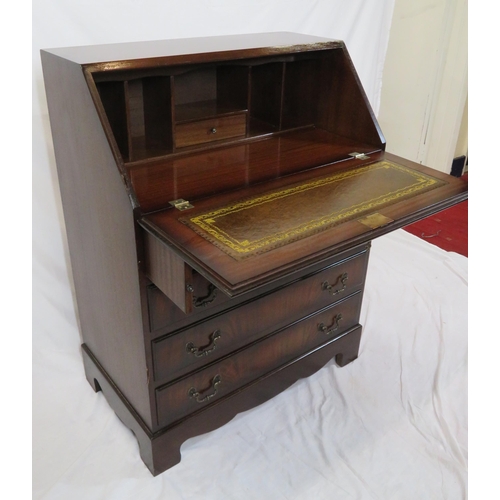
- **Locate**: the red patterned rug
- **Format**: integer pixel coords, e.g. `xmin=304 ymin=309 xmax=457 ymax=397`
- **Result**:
xmin=403 ymin=174 xmax=468 ymax=257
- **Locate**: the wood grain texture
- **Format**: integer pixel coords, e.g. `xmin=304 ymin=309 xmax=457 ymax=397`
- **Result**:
xmin=82 ymin=324 xmax=362 ymax=476
xmin=44 ymin=32 xmax=342 ymax=67
xmin=140 ymin=150 xmax=468 ymax=297
xmin=86 ymin=45 xmax=383 ymax=170
xmin=142 ymin=76 xmax=173 ymax=155
xmin=42 ymin=33 xmax=468 ymax=476
xmin=175 ymin=112 xmax=247 ymax=148
xmin=249 ymin=62 xmax=284 ymax=130
xmin=143 ymin=231 xmax=191 ymax=313
xmin=129 ymin=129 xmax=379 ymax=212
xmin=156 ymin=300 xmax=362 ymax=427
xmin=41 ymin=51 xmax=152 ymax=426
xmin=146 ymin=243 xmax=370 ymax=337
xmin=152 ymin=254 xmax=366 ymax=382
xmin=327 ymin=46 xmax=386 ymax=147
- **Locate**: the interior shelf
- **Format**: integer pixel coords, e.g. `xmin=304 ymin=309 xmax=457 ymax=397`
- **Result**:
xmin=93 ymin=48 xmax=384 ymax=166
xmin=174 ymin=100 xmax=247 ymax=123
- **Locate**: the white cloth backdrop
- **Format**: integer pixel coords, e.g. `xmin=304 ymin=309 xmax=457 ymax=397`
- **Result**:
xmin=33 ymin=1 xmax=468 ymax=498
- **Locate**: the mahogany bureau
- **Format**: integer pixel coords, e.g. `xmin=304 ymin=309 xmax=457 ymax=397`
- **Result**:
xmin=41 ymin=32 xmax=468 ymax=475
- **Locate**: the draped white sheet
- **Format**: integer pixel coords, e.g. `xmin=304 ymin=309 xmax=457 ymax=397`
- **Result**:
xmin=33 ymin=230 xmax=467 ymax=499
xmin=33 ymin=1 xmax=467 ymax=497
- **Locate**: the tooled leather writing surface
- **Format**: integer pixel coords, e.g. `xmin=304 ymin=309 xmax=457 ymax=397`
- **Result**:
xmin=141 ymin=150 xmax=467 ymax=295
xmin=180 ymin=160 xmax=445 ymax=260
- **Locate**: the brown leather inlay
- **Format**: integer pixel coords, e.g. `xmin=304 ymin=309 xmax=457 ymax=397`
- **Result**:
xmin=180 ymin=160 xmax=446 ymax=260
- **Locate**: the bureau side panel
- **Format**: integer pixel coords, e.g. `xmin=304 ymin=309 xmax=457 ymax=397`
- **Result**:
xmin=41 ymin=51 xmax=152 ymax=427
xmin=327 ymin=46 xmax=386 ymax=148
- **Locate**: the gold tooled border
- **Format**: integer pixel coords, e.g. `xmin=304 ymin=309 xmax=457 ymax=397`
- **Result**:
xmin=181 ymin=161 xmax=445 ymax=259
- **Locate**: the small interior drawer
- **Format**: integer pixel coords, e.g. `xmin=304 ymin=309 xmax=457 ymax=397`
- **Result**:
xmin=175 ymin=113 xmax=247 ymax=148
xmin=155 ymin=294 xmax=362 ymax=427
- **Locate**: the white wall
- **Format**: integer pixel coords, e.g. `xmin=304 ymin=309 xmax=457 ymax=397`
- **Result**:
xmin=377 ymin=0 xmax=467 ymax=173
xmin=454 ymin=94 xmax=468 ymax=158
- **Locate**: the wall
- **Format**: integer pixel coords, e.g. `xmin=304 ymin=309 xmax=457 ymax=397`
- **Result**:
xmin=454 ymin=94 xmax=468 ymax=159
xmin=377 ymin=0 xmax=467 ymax=173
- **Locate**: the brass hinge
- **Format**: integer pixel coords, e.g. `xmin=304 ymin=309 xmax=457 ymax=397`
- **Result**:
xmin=349 ymin=152 xmax=370 ymax=160
xmin=169 ymin=198 xmax=194 ymax=211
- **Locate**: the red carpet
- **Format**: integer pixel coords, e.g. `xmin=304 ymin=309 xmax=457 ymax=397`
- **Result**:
xmin=403 ymin=174 xmax=468 ymax=257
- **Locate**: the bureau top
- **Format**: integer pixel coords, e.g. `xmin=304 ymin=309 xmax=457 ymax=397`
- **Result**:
xmin=41 ymin=32 xmax=468 ymax=297
xmin=41 ymin=32 xmax=341 ymax=67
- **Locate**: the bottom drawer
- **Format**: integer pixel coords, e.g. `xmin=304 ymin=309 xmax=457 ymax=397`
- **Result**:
xmin=156 ymin=291 xmax=362 ymax=427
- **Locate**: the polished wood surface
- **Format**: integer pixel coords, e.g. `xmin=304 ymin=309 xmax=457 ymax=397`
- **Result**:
xmin=152 ymin=254 xmax=367 ymax=381
xmin=140 ymin=150 xmax=468 ymax=296
xmin=41 ymin=49 xmax=153 ymax=427
xmin=128 ymin=129 xmax=379 ymax=212
xmin=156 ymin=295 xmax=362 ymax=427
xmin=85 ymin=45 xmax=384 ymax=169
xmin=175 ymin=112 xmax=247 ymax=148
xmin=83 ymin=323 xmax=362 ymax=475
xmin=144 ymin=237 xmax=191 ymax=313
xmin=42 ymin=33 xmax=468 ymax=476
xmin=45 ymin=32 xmax=341 ymax=65
xmin=145 ymin=243 xmax=369 ymax=337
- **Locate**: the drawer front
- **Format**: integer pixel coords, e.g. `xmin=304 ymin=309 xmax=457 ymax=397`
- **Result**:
xmin=156 ymin=291 xmax=362 ymax=427
xmin=175 ymin=113 xmax=247 ymax=148
xmin=152 ymin=250 xmax=368 ymax=382
xmin=144 ymin=231 xmax=230 ymax=316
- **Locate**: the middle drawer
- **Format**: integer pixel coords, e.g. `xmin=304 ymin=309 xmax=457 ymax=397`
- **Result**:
xmin=155 ymin=291 xmax=362 ymax=428
xmin=152 ymin=249 xmax=368 ymax=382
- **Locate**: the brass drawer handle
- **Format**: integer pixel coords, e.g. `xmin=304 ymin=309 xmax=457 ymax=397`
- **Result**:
xmin=188 ymin=283 xmax=219 ymax=308
xmin=186 ymin=330 xmax=221 ymax=357
xmin=322 ymin=272 xmax=348 ymax=295
xmin=210 ymin=127 xmax=217 ymax=134
xmin=188 ymin=374 xmax=222 ymax=403
xmin=318 ymin=313 xmax=343 ymax=335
